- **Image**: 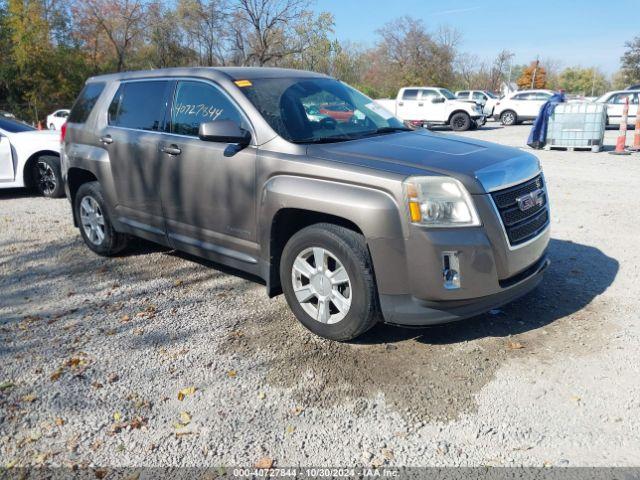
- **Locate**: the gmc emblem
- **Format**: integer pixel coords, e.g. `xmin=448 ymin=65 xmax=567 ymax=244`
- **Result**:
xmin=516 ymin=189 xmax=544 ymax=212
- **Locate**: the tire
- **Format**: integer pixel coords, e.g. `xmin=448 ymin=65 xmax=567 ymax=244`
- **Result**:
xmin=450 ymin=112 xmax=471 ymax=131
xmin=33 ymin=155 xmax=65 ymax=198
xmin=74 ymin=181 xmax=128 ymax=256
xmin=500 ymin=110 xmax=517 ymax=126
xmin=280 ymin=223 xmax=380 ymax=341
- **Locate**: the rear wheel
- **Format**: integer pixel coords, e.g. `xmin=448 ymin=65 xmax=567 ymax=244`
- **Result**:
xmin=74 ymin=182 xmax=128 ymax=256
xmin=33 ymin=155 xmax=64 ymax=198
xmin=450 ymin=112 xmax=471 ymax=131
xmin=280 ymin=223 xmax=380 ymax=341
xmin=500 ymin=110 xmax=517 ymax=126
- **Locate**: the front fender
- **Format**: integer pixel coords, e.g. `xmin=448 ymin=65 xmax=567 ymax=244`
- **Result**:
xmin=259 ymin=175 xmax=411 ymax=295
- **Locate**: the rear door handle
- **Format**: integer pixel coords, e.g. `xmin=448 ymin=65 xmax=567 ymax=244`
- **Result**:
xmin=99 ymin=135 xmax=113 ymax=145
xmin=418 ymin=103 xmax=424 ymax=106
xmin=398 ymin=102 xmax=404 ymax=106
xmin=161 ymin=145 xmax=181 ymax=156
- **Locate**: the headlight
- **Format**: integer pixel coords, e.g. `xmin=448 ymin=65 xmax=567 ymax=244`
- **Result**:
xmin=404 ymin=176 xmax=480 ymax=227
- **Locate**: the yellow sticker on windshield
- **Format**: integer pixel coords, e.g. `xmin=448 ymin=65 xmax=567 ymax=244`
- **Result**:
xmin=234 ymin=80 xmax=252 ymax=87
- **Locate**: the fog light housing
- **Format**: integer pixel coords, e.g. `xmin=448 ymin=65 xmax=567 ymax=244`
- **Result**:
xmin=442 ymin=251 xmax=461 ymax=289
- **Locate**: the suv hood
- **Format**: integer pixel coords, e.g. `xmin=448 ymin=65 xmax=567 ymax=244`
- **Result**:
xmin=306 ymin=130 xmax=540 ymax=194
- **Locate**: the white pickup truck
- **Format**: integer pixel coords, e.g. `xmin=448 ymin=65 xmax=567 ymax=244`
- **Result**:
xmin=375 ymin=87 xmax=486 ymax=131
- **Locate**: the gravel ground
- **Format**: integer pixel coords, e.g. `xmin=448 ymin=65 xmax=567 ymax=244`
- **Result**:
xmin=1 ymin=124 xmax=639 ymax=468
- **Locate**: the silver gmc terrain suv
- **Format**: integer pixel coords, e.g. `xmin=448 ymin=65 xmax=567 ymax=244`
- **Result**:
xmin=62 ymin=67 xmax=550 ymax=341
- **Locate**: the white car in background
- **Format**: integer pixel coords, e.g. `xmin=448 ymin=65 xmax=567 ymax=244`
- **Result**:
xmin=0 ymin=116 xmax=64 ymax=197
xmin=595 ymin=90 xmax=640 ymax=126
xmin=493 ymin=89 xmax=556 ymax=125
xmin=455 ymin=90 xmax=499 ymax=116
xmin=46 ymin=109 xmax=70 ymax=130
xmin=375 ymin=87 xmax=485 ymax=131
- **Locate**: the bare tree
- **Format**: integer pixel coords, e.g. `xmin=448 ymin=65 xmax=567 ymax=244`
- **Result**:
xmin=74 ymin=0 xmax=147 ymax=71
xmin=177 ymin=0 xmax=229 ymax=66
xmin=489 ymin=50 xmax=514 ymax=91
xmin=232 ymin=0 xmax=314 ymax=66
xmin=372 ymin=17 xmax=456 ymax=90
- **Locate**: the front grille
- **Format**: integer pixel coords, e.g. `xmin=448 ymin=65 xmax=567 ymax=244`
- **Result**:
xmin=491 ymin=174 xmax=549 ymax=246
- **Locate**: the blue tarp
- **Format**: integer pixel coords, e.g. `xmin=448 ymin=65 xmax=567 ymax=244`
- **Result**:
xmin=527 ymin=93 xmax=566 ymax=149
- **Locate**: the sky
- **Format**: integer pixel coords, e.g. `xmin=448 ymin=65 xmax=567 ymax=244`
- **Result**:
xmin=312 ymin=0 xmax=638 ymax=76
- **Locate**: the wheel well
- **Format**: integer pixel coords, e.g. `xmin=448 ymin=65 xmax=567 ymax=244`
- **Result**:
xmin=67 ymin=168 xmax=98 ymax=226
xmin=67 ymin=168 xmax=98 ymax=202
xmin=23 ymin=150 xmax=59 ymax=188
xmin=447 ymin=110 xmax=471 ymax=123
xmin=267 ymin=208 xmax=363 ymax=297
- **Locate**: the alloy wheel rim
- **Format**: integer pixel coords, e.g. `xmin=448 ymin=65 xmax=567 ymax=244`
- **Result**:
xmin=454 ymin=116 xmax=466 ymax=128
xmin=80 ymin=196 xmax=106 ymax=245
xmin=503 ymin=112 xmax=514 ymax=124
xmin=291 ymin=247 xmax=352 ymax=324
xmin=36 ymin=161 xmax=56 ymax=195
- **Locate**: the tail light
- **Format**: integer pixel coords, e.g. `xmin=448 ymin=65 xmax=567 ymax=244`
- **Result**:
xmin=60 ymin=122 xmax=67 ymax=144
xmin=496 ymin=102 xmax=501 ymax=106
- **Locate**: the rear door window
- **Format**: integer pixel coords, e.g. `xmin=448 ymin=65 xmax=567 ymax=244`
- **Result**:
xmin=457 ymin=91 xmax=470 ymax=99
xmin=68 ymin=82 xmax=105 ymax=123
xmin=108 ymin=80 xmax=172 ymax=131
xmin=169 ymin=81 xmax=247 ymax=137
xmin=472 ymin=92 xmax=487 ymax=101
xmin=402 ymin=89 xmax=420 ymax=101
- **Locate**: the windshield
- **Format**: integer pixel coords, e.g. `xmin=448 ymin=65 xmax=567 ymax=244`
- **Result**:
xmin=239 ymin=77 xmax=406 ymax=143
xmin=438 ymin=88 xmax=456 ymax=100
xmin=0 ymin=117 xmax=35 ymax=133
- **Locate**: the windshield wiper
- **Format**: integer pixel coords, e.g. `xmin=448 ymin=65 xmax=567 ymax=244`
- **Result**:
xmin=292 ymin=135 xmax=356 ymax=144
xmin=356 ymin=126 xmax=412 ymax=138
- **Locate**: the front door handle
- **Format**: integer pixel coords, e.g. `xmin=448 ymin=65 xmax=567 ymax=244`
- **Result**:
xmin=398 ymin=102 xmax=404 ymax=106
xmin=99 ymin=135 xmax=113 ymax=145
xmin=418 ymin=103 xmax=424 ymax=106
xmin=161 ymin=145 xmax=181 ymax=156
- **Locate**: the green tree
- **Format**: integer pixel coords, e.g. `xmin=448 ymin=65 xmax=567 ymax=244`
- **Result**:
xmin=558 ymin=67 xmax=610 ymax=96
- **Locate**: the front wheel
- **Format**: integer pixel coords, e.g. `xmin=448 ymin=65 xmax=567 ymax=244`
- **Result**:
xmin=500 ymin=110 xmax=517 ymax=126
xmin=74 ymin=182 xmax=128 ymax=256
xmin=450 ymin=112 xmax=471 ymax=131
xmin=33 ymin=155 xmax=65 ymax=198
xmin=280 ymin=223 xmax=380 ymax=341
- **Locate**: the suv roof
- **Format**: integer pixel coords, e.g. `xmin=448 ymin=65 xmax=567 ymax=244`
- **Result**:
xmin=87 ymin=67 xmax=329 ymax=84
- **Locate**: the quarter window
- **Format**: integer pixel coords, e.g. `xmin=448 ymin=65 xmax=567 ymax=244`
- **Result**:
xmin=68 ymin=82 xmax=105 ymax=124
xmin=170 ymin=81 xmax=246 ymax=137
xmin=108 ymin=80 xmax=171 ymax=131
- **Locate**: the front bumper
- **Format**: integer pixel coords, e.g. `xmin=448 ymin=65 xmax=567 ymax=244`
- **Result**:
xmin=473 ymin=115 xmax=486 ymax=126
xmin=368 ymin=188 xmax=550 ymax=327
xmin=379 ymin=254 xmax=549 ymax=326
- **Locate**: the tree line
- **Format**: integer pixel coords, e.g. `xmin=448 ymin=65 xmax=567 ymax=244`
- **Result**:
xmin=1 ymin=0 xmax=638 ymax=123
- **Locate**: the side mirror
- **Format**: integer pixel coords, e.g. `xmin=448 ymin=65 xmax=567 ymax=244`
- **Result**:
xmin=432 ymin=97 xmax=445 ymax=104
xmin=199 ymin=120 xmax=251 ymax=146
